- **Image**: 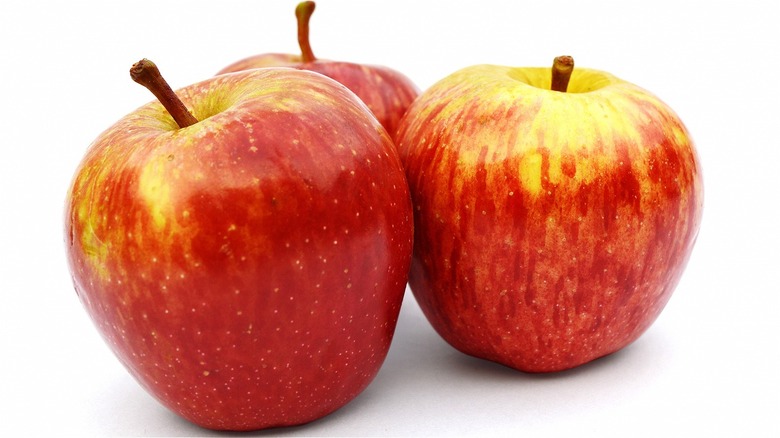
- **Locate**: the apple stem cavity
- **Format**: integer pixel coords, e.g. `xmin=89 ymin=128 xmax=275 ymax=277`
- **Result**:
xmin=551 ymin=55 xmax=574 ymax=93
xmin=296 ymin=1 xmax=317 ymax=63
xmin=130 ymin=59 xmax=198 ymax=129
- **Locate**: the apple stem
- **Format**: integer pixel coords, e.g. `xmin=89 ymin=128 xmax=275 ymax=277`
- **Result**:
xmin=296 ymin=1 xmax=317 ymax=63
xmin=551 ymin=56 xmax=574 ymax=92
xmin=130 ymin=59 xmax=198 ymax=129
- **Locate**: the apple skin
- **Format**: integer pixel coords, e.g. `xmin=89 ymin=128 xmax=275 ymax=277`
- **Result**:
xmin=396 ymin=64 xmax=703 ymax=373
xmin=65 ymin=68 xmax=413 ymax=430
xmin=219 ymin=57 xmax=418 ymax=142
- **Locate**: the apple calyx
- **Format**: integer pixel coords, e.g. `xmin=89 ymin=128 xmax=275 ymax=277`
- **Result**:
xmin=296 ymin=1 xmax=317 ymax=63
xmin=551 ymin=55 xmax=574 ymax=92
xmin=130 ymin=58 xmax=198 ymax=129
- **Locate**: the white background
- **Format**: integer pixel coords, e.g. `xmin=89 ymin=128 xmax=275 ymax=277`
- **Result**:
xmin=1 ymin=0 xmax=778 ymax=436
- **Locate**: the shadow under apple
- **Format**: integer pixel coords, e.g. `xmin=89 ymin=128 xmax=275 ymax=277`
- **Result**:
xmin=389 ymin=291 xmax=669 ymax=382
xmin=91 ymin=291 xmax=671 ymax=436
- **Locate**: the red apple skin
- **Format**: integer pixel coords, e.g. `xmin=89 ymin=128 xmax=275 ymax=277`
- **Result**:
xmin=396 ymin=65 xmax=704 ymax=373
xmin=218 ymin=57 xmax=418 ymax=141
xmin=65 ymin=68 xmax=413 ymax=430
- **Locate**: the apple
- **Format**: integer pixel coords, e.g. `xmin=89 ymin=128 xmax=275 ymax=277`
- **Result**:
xmin=64 ymin=59 xmax=413 ymax=430
xmin=217 ymin=1 xmax=419 ymax=140
xmin=395 ymin=56 xmax=704 ymax=373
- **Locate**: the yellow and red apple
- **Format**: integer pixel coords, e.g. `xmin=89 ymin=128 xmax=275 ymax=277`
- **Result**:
xmin=396 ymin=57 xmax=704 ymax=373
xmin=218 ymin=1 xmax=419 ymax=140
xmin=65 ymin=60 xmax=413 ymax=430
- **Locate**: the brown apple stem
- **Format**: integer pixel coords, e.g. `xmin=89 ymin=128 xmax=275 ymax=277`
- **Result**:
xmin=296 ymin=1 xmax=317 ymax=63
xmin=130 ymin=59 xmax=198 ymax=128
xmin=551 ymin=56 xmax=574 ymax=92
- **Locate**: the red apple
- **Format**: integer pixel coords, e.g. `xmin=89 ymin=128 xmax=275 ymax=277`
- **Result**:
xmin=396 ymin=56 xmax=703 ymax=373
xmin=64 ymin=59 xmax=413 ymax=430
xmin=217 ymin=1 xmax=419 ymax=140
